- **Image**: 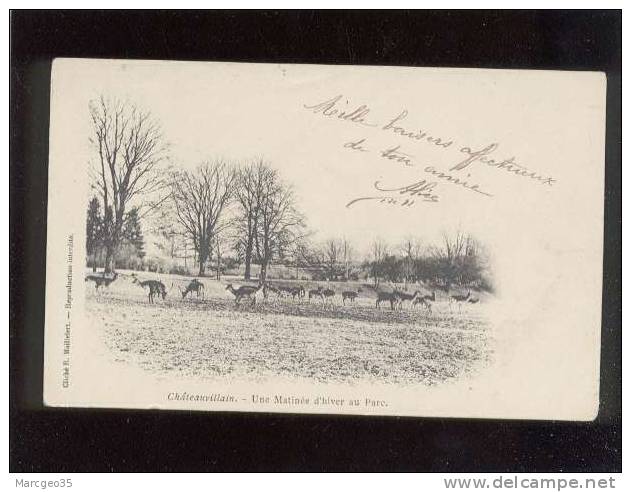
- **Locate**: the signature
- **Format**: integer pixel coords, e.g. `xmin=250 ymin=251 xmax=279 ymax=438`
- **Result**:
xmin=346 ymin=179 xmax=439 ymax=208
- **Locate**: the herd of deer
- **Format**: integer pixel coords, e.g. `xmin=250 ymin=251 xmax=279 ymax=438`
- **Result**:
xmin=86 ymin=273 xmax=201 ymax=304
xmin=224 ymin=284 xmax=374 ymax=306
xmin=86 ymin=272 xmax=480 ymax=311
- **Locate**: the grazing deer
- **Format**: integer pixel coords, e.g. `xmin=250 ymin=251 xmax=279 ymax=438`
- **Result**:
xmin=180 ymin=279 xmax=205 ymax=299
xmin=468 ymin=297 xmax=479 ymax=304
xmin=277 ymin=286 xmax=296 ymax=298
xmin=226 ymin=284 xmax=262 ymax=305
xmin=342 ymin=288 xmax=362 ymax=305
xmin=375 ymin=291 xmax=401 ymax=310
xmin=265 ymin=284 xmax=301 ymax=301
xmin=85 ymin=272 xmax=118 ymax=291
xmin=394 ymin=290 xmax=422 ymax=310
xmin=290 ymin=285 xmax=305 ymax=300
xmin=132 ymin=276 xmax=167 ymax=303
xmin=412 ymin=291 xmax=436 ymax=313
xmin=450 ymin=290 xmax=471 ymax=312
xmin=322 ymin=288 xmax=336 ymax=303
xmin=308 ymin=287 xmax=324 ymax=302
xmin=264 ymin=284 xmax=282 ymax=299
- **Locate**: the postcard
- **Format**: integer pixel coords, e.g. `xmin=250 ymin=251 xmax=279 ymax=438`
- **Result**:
xmin=43 ymin=58 xmax=606 ymax=420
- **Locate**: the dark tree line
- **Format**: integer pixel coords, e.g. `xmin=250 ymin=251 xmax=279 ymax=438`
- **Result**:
xmin=360 ymin=233 xmax=493 ymax=292
xmin=86 ymin=197 xmax=145 ymax=271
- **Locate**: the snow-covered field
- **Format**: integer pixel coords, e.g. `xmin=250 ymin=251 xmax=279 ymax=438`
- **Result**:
xmin=86 ymin=272 xmax=493 ymax=386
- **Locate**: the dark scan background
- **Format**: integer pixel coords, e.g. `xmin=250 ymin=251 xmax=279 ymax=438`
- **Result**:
xmin=10 ymin=10 xmax=621 ymax=472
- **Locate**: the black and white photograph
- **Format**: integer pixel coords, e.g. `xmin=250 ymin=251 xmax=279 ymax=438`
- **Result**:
xmin=10 ymin=9 xmax=622 ymax=476
xmin=41 ymin=58 xmax=606 ymax=420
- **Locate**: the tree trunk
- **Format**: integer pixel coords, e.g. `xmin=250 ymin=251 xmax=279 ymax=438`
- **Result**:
xmin=216 ymin=237 xmax=221 ymax=281
xmin=198 ymin=238 xmax=210 ymax=277
xmin=244 ymin=237 xmax=253 ymax=280
xmin=259 ymin=261 xmax=268 ymax=285
xmin=104 ymin=246 xmax=116 ymax=274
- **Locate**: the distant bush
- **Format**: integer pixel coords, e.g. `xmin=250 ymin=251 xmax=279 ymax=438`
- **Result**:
xmin=169 ymin=264 xmax=192 ymax=276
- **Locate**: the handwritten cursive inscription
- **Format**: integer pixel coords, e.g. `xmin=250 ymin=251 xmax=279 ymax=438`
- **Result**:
xmin=303 ymin=95 xmax=378 ymax=128
xmin=346 ymin=179 xmax=439 ymax=208
xmin=452 ymin=143 xmax=556 ymax=186
xmin=344 ymin=138 xmax=370 ymax=153
xmin=380 ymin=145 xmax=415 ymax=167
xmin=304 ymin=94 xmax=558 ymax=190
xmin=382 ymin=110 xmax=453 ymax=149
xmin=424 ymin=166 xmax=493 ymax=197
xmin=340 ymin=136 xmax=492 ymax=199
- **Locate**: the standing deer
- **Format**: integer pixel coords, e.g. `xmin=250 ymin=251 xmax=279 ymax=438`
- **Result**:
xmin=322 ymin=288 xmax=336 ymax=303
xmin=375 ymin=291 xmax=401 ymax=310
xmin=85 ymin=272 xmax=118 ymax=291
xmin=180 ymin=279 xmax=205 ymax=299
xmin=264 ymin=284 xmax=282 ymax=300
xmin=412 ymin=291 xmax=436 ymax=313
xmin=132 ymin=276 xmax=167 ymax=303
xmin=308 ymin=286 xmax=324 ymax=302
xmin=342 ymin=288 xmax=362 ymax=305
xmin=226 ymin=284 xmax=262 ymax=305
xmin=290 ymin=285 xmax=305 ymax=300
xmin=394 ymin=290 xmax=422 ymax=310
xmin=276 ymin=285 xmax=295 ymax=298
xmin=450 ymin=290 xmax=471 ymax=312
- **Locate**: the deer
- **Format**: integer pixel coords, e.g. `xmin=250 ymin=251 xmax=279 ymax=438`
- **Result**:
xmin=180 ymin=279 xmax=205 ymax=299
xmin=308 ymin=286 xmax=324 ymax=302
xmin=375 ymin=291 xmax=401 ymax=310
xmin=393 ymin=290 xmax=422 ymax=310
xmin=450 ymin=290 xmax=471 ymax=312
xmin=468 ymin=297 xmax=480 ymax=304
xmin=226 ymin=283 xmax=262 ymax=305
xmin=85 ymin=272 xmax=118 ymax=291
xmin=276 ymin=285 xmax=296 ymax=298
xmin=264 ymin=284 xmax=283 ymax=299
xmin=322 ymin=288 xmax=336 ymax=303
xmin=265 ymin=284 xmax=301 ymax=301
xmin=412 ymin=291 xmax=436 ymax=313
xmin=290 ymin=285 xmax=306 ymax=300
xmin=341 ymin=288 xmax=362 ymax=305
xmin=132 ymin=276 xmax=167 ymax=303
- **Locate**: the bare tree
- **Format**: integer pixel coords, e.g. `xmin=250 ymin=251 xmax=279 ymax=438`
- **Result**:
xmin=322 ymin=238 xmax=342 ymax=280
xmin=89 ymin=96 xmax=169 ymax=273
xmin=234 ymin=160 xmax=267 ymax=280
xmin=170 ymin=160 xmax=237 ymax=276
xmin=399 ymin=236 xmax=423 ymax=286
xmin=251 ymin=167 xmax=305 ymax=284
xmin=369 ymin=237 xmax=389 ymax=286
xmin=430 ymin=230 xmax=470 ymax=289
xmin=341 ymin=238 xmax=355 ymax=281
xmin=315 ymin=238 xmax=355 ymax=280
xmin=291 ymin=238 xmax=320 ymax=273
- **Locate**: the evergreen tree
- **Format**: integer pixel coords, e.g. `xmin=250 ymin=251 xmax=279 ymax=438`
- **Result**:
xmin=86 ymin=197 xmax=102 ymax=272
xmin=123 ymin=208 xmax=145 ymax=260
